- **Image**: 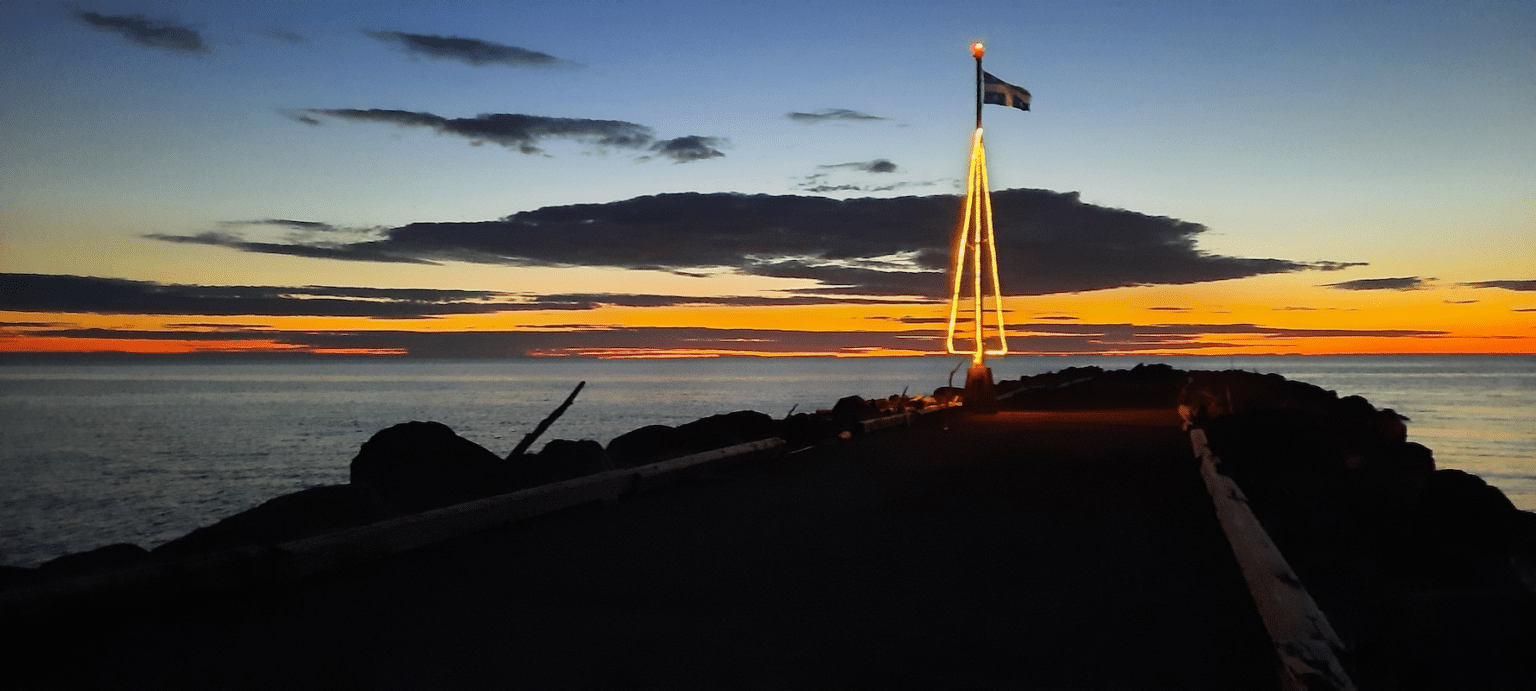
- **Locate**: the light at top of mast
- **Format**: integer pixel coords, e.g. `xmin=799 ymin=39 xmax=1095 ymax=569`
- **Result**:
xmin=970 ymin=42 xmax=985 ymax=59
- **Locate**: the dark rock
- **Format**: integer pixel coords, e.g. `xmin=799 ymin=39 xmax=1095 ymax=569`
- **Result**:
xmin=1006 ymin=363 xmax=1184 ymax=410
xmin=1410 ymin=469 xmax=1522 ymax=585
xmin=349 ymin=421 xmax=510 ymax=515
xmin=606 ymin=411 xmax=781 ymax=468
xmin=154 ymin=484 xmax=375 ymax=557
xmin=675 ymin=410 xmax=779 ymax=453
xmin=1353 ymin=441 xmax=1435 ymax=507
xmin=37 ymin=543 xmax=151 ymax=580
xmin=606 ymin=424 xmax=688 ymax=468
xmin=830 ymin=395 xmax=878 ymax=423
xmin=516 ymin=439 xmax=614 ymax=487
xmin=779 ymin=412 xmax=843 ymax=448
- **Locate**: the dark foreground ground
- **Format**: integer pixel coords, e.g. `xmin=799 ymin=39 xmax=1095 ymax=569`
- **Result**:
xmin=8 ymin=409 xmax=1278 ymax=690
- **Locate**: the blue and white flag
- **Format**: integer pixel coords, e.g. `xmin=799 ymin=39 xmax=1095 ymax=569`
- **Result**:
xmin=983 ymin=72 xmax=1030 ymax=111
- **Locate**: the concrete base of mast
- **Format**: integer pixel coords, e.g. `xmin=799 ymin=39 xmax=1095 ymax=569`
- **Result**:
xmin=962 ymin=364 xmax=998 ymax=414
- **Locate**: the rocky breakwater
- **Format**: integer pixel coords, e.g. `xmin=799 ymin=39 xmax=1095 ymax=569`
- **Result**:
xmin=991 ymin=364 xmax=1535 ymax=690
xmin=1180 ymin=370 xmax=1536 ymax=691
xmin=0 ymin=387 xmax=939 ymax=595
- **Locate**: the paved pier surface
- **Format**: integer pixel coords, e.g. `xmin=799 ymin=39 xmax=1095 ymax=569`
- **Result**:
xmin=13 ymin=409 xmax=1278 ymax=690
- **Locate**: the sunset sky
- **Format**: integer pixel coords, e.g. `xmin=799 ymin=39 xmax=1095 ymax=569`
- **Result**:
xmin=2 ymin=0 xmax=1532 ymax=358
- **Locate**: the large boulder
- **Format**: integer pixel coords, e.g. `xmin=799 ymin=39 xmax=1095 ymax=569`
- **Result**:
xmin=675 ymin=410 xmax=779 ymax=452
xmin=830 ymin=395 xmax=879 ymax=423
xmin=515 ymin=439 xmax=614 ymax=487
xmin=606 ymin=424 xmax=689 ymax=468
xmin=349 ymin=421 xmax=509 ymax=515
xmin=606 ymin=411 xmax=782 ymax=468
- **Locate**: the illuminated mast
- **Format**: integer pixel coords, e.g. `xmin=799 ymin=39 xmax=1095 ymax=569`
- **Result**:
xmin=946 ymin=42 xmax=1011 ymax=411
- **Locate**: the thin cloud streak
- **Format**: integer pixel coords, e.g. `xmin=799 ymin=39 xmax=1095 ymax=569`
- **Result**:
xmin=818 ymin=159 xmax=899 ymax=173
xmin=289 ymin=109 xmax=724 ymax=162
xmin=1458 ymin=280 xmax=1536 ymax=291
xmin=75 ymin=11 xmax=209 ymax=54
xmin=785 ymin=109 xmax=889 ymax=123
xmin=1321 ymin=277 xmax=1433 ymax=291
xmin=364 ymin=30 xmax=579 ymax=68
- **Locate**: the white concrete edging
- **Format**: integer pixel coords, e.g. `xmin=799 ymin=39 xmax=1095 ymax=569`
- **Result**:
xmin=1191 ymin=428 xmax=1358 ymax=691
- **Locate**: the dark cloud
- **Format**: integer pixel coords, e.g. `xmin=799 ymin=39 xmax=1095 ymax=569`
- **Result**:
xmin=796 ymin=160 xmax=944 ymax=193
xmin=0 ymin=274 xmax=921 ymax=319
xmin=1012 ymin=322 xmax=1448 ymax=341
xmin=785 ymin=109 xmax=888 ymax=124
xmin=225 ymin=219 xmax=345 ymax=233
xmin=289 ymin=109 xmax=724 ymax=162
xmin=819 ymin=159 xmax=899 ymax=174
xmin=647 ymin=136 xmax=726 ymax=163
xmin=1321 ymin=276 xmax=1433 ymax=291
xmin=75 ymin=11 xmax=209 ymax=54
xmin=284 ymin=110 xmax=324 ymax=126
xmin=145 ymin=231 xmax=436 ymax=265
xmin=150 ymin=189 xmax=1355 ymax=297
xmin=528 ymin=293 xmax=927 ymax=309
xmin=1458 ymin=280 xmax=1536 ymax=291
xmin=0 ymin=274 xmax=510 ymax=318
xmin=364 ymin=30 xmax=577 ymax=68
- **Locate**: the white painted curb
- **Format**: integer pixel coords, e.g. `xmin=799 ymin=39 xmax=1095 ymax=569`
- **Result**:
xmin=1191 ymin=428 xmax=1358 ymax=691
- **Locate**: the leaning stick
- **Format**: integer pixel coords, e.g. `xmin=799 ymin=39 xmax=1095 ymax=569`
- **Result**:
xmin=509 ymin=381 xmax=585 ymax=458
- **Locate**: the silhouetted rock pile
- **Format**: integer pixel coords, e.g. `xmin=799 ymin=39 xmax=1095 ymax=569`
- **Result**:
xmin=997 ymin=363 xmax=1188 ymax=410
xmin=5 ymin=392 xmax=943 ymax=590
xmin=1185 ymin=370 xmax=1536 ymax=691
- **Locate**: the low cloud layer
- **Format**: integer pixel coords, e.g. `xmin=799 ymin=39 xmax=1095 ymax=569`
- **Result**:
xmin=1322 ymin=277 xmax=1432 ymax=291
xmin=289 ymin=109 xmax=723 ymax=162
xmin=0 ymin=274 xmax=899 ymax=319
xmin=1458 ymin=280 xmax=1536 ymax=291
xmin=75 ymin=11 xmax=209 ymax=54
xmin=785 ymin=109 xmax=888 ymax=124
xmin=151 ymin=189 xmax=1359 ymax=297
xmin=795 ymin=159 xmax=929 ymax=193
xmin=0 ymin=274 xmax=509 ymax=318
xmin=2 ymin=318 xmax=1453 ymax=360
xmin=820 ymin=159 xmax=898 ymax=174
xmin=364 ymin=30 xmax=578 ymax=68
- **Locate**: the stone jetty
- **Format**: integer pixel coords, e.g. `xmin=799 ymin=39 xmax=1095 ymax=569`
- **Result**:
xmin=2 ymin=365 xmax=1532 ymax=690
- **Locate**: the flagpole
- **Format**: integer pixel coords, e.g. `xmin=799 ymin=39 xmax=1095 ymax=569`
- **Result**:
xmin=972 ymin=42 xmax=984 ymax=130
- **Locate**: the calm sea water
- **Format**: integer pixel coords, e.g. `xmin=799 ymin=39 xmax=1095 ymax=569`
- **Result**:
xmin=2 ymin=355 xmax=1531 ymax=567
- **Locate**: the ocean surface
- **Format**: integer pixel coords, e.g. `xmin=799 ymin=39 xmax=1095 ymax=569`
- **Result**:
xmin=2 ymin=355 xmax=1532 ymax=568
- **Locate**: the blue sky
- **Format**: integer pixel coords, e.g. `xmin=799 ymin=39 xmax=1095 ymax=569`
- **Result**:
xmin=2 ymin=0 xmax=1533 ymax=357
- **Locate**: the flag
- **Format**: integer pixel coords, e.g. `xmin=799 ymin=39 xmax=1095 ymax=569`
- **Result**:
xmin=983 ymin=71 xmax=1030 ymax=111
